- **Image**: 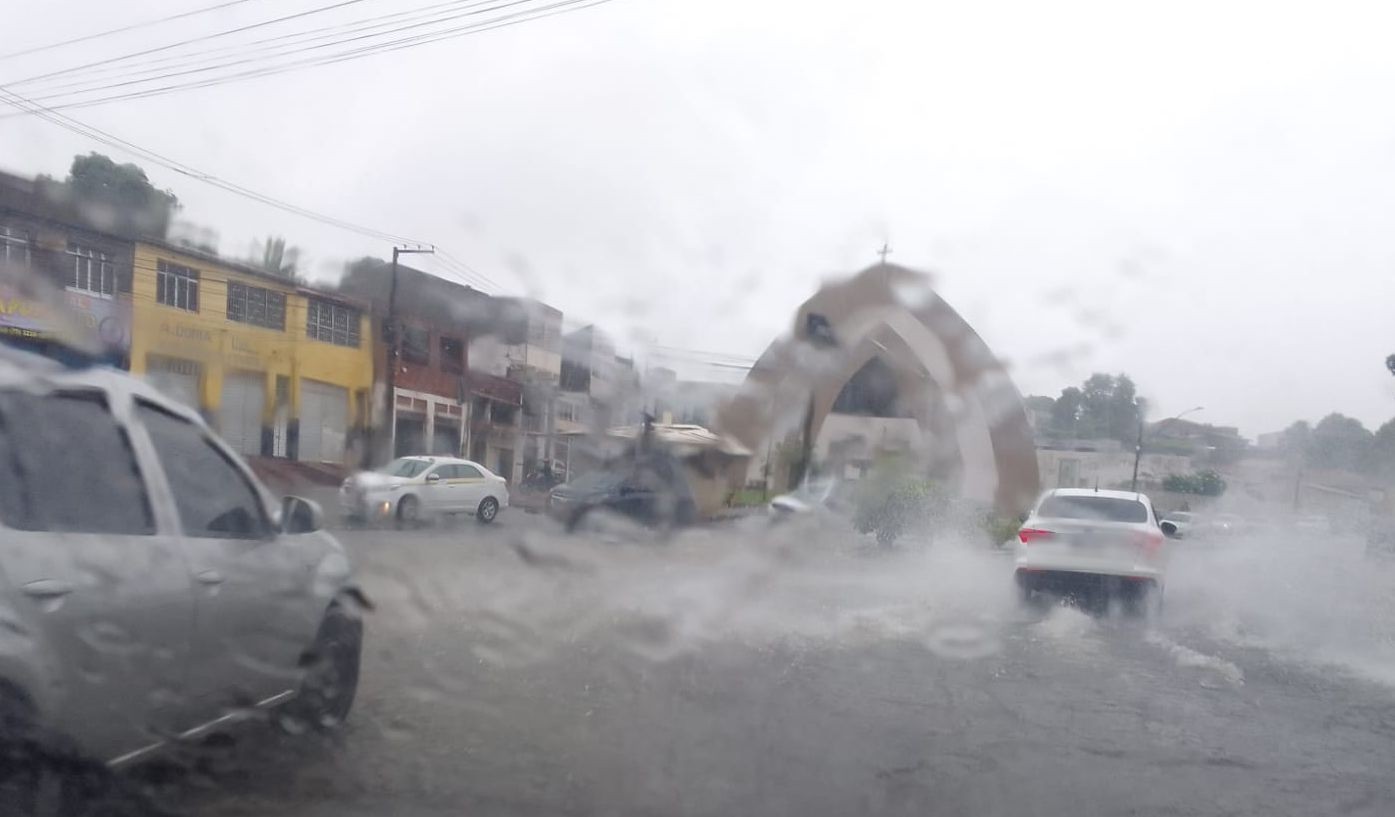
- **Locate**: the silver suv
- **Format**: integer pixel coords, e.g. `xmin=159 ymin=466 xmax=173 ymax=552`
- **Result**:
xmin=0 ymin=346 xmax=365 ymax=777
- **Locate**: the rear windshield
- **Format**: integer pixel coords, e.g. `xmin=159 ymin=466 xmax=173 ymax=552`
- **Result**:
xmin=1038 ymin=495 xmax=1148 ymax=523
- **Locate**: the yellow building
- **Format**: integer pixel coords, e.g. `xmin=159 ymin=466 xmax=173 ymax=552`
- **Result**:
xmin=129 ymin=240 xmax=373 ymax=465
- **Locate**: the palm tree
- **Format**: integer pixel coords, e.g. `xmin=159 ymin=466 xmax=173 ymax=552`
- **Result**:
xmin=251 ymin=235 xmax=301 ymax=281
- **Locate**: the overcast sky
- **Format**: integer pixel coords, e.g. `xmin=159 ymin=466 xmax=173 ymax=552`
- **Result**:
xmin=5 ymin=0 xmax=1394 ymax=436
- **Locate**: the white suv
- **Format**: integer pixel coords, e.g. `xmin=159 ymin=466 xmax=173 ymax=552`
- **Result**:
xmin=340 ymin=456 xmax=509 ymax=526
xmin=1014 ymin=488 xmax=1179 ymax=610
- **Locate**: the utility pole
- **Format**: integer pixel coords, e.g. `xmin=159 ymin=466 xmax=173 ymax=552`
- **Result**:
xmin=795 ymin=394 xmax=815 ymax=488
xmin=379 ymin=244 xmax=435 ymax=464
xmin=877 ymin=241 xmax=892 ymax=265
xmin=1131 ymin=405 xmax=1204 ymax=492
xmin=1130 ymin=418 xmax=1145 ymax=492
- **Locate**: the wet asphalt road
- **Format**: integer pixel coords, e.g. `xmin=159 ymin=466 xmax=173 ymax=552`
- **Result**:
xmin=141 ymin=512 xmax=1395 ymax=817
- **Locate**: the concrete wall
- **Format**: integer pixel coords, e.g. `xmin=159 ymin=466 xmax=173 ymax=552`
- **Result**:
xmin=1036 ymin=446 xmax=1193 ymax=492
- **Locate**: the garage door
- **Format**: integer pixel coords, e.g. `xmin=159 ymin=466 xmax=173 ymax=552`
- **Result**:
xmin=145 ymin=356 xmax=201 ymax=410
xmin=300 ymin=379 xmax=348 ymax=464
xmin=219 ymin=372 xmax=265 ymax=457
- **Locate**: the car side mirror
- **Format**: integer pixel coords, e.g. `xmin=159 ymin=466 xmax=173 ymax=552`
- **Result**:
xmin=426 ymin=472 xmax=441 ymax=483
xmin=282 ymin=496 xmax=324 ymax=534
xmin=1160 ymin=520 xmax=1180 ymax=539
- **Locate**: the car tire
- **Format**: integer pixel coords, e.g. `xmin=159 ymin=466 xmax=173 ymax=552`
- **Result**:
xmin=277 ymin=602 xmax=363 ymax=734
xmin=1123 ymin=580 xmax=1162 ymax=619
xmin=564 ymin=506 xmax=590 ymax=534
xmin=396 ymin=495 xmax=421 ymax=529
xmin=476 ymin=496 xmax=499 ymax=524
xmin=0 ymin=685 xmax=132 ymax=816
xmin=1014 ymin=573 xmax=1035 ymax=605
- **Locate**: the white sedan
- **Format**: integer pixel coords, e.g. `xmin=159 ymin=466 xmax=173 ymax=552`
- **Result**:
xmin=341 ymin=456 xmax=509 ymax=526
xmin=1014 ymin=488 xmax=1179 ymax=612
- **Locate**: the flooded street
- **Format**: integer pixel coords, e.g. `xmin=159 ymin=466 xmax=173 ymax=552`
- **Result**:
xmin=154 ymin=516 xmax=1395 ymax=817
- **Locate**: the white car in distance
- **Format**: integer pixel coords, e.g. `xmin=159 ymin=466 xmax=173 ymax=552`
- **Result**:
xmin=341 ymin=456 xmax=509 ymax=526
xmin=1014 ymin=488 xmax=1179 ymax=612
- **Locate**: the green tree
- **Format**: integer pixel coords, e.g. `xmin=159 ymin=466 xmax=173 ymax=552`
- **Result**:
xmin=1059 ymin=373 xmax=1141 ymax=442
xmin=1106 ymin=375 xmax=1140 ymax=441
xmin=250 ymin=235 xmax=301 ymax=281
xmin=1370 ymin=417 xmax=1395 ymax=477
xmin=1050 ymin=386 xmax=1082 ymax=435
xmin=1309 ymin=413 xmax=1374 ymax=472
xmin=1281 ymin=420 xmax=1312 ymax=461
xmin=61 ymin=152 xmax=179 ymax=238
xmin=852 ymin=454 xmax=949 ymax=547
xmin=1162 ymin=469 xmax=1226 ymax=496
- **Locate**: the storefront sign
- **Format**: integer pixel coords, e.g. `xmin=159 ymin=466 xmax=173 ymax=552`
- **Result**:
xmin=0 ymin=283 xmax=132 ymax=357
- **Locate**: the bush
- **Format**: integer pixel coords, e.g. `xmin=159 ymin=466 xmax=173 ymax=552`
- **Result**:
xmin=1162 ymin=469 xmax=1227 ymax=496
xmin=852 ymin=457 xmax=949 ymax=547
xmin=979 ymin=510 xmax=1022 ymax=548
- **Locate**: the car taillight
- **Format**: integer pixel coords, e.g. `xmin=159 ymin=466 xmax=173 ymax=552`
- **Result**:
xmin=1135 ymin=530 xmax=1164 ymax=554
xmin=1018 ymin=528 xmax=1054 ymax=544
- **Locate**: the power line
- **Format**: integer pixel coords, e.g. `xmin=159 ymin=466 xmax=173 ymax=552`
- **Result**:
xmin=0 ymin=83 xmax=421 ymax=244
xmin=426 ymin=255 xmax=497 ymax=292
xmin=11 ymin=0 xmax=612 ymax=115
xmin=2 ymin=0 xmax=375 ymax=88
xmin=652 ymin=344 xmax=758 ymax=363
xmin=17 ymin=0 xmax=514 ymax=99
xmin=0 ymin=0 xmax=272 ymax=63
xmin=437 ymin=249 xmax=502 ymax=291
xmin=0 ymin=83 xmax=508 ymax=293
xmin=18 ymin=0 xmax=492 ymax=92
xmin=0 ymin=0 xmax=615 ymax=117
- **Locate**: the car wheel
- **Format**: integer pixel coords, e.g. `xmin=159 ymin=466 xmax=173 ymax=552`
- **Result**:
xmin=1122 ymin=580 xmax=1162 ymax=619
xmin=0 ymin=685 xmax=129 ymax=816
xmin=564 ymin=506 xmax=590 ymax=534
xmin=396 ymin=495 xmax=421 ymax=529
xmin=1014 ymin=573 xmax=1035 ymax=605
xmin=476 ymin=496 xmax=499 ymax=524
xmin=277 ymin=602 xmax=363 ymax=733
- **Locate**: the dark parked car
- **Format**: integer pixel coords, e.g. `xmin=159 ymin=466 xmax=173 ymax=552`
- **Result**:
xmin=548 ymin=454 xmax=697 ymax=533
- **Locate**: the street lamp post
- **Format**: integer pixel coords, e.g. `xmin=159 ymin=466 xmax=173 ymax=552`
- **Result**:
xmin=1131 ymin=405 xmax=1204 ymax=492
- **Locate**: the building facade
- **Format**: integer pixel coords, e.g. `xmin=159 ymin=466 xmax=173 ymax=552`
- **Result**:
xmin=0 ymin=172 xmax=135 ymax=366
xmin=128 ymin=240 xmax=374 ymax=464
xmin=476 ymin=297 xmax=562 ymax=484
xmin=338 ymin=259 xmax=525 ymax=471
